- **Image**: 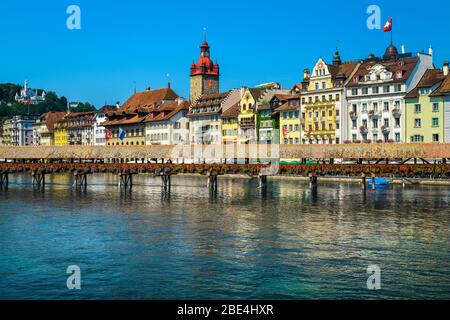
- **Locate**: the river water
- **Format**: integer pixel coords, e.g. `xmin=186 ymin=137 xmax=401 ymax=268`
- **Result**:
xmin=0 ymin=173 xmax=449 ymax=300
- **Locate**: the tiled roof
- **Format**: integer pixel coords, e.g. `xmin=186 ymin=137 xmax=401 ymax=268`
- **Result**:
xmin=430 ymin=73 xmax=450 ymax=97
xmin=119 ymin=87 xmax=178 ymax=113
xmin=274 ymin=96 xmax=301 ymax=113
xmin=405 ymin=69 xmax=446 ymax=99
xmin=221 ymin=102 xmax=239 ymax=118
xmin=39 ymin=112 xmax=66 ymax=133
xmin=248 ymin=88 xmax=266 ymax=101
xmin=347 ymin=57 xmax=419 ymax=87
xmin=144 ymin=101 xmax=189 ymax=123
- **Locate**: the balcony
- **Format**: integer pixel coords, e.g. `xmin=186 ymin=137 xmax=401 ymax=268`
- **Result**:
xmin=368 ymin=110 xmax=381 ymax=119
xmin=349 ymin=111 xmax=358 ymax=120
xmin=392 ymin=108 xmax=402 ymax=118
xmin=359 ymin=126 xmax=369 ymax=134
xmin=239 ymin=119 xmax=255 ymax=128
xmin=381 ymin=126 xmax=390 ymax=134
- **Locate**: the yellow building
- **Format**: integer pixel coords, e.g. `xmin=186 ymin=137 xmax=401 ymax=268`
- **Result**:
xmin=237 ymin=88 xmax=266 ymax=143
xmin=275 ymin=95 xmax=301 ymax=145
xmin=405 ymin=68 xmax=447 ymax=142
xmin=222 ymin=102 xmax=239 ymax=144
xmin=54 ymin=117 xmax=69 ymax=146
xmin=301 ymin=51 xmax=359 ymax=144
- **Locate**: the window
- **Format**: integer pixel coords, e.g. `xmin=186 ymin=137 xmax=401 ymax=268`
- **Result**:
xmin=383 ymin=85 xmax=390 ymax=93
xmin=395 ymin=133 xmax=400 ymax=142
xmin=372 ymin=87 xmax=379 ymax=94
xmin=432 ymin=118 xmax=439 ymax=127
xmin=336 ymin=94 xmax=340 ymax=101
xmin=395 ymin=84 xmax=402 ymax=92
xmin=372 ymin=119 xmax=378 ymax=128
xmin=395 ymin=118 xmax=400 ymax=127
xmin=352 ymin=119 xmax=357 ymax=129
xmin=362 ymin=87 xmax=369 ymax=95
xmin=411 ymin=135 xmax=424 ymax=142
xmin=315 ymin=83 xmax=319 ymax=90
xmin=383 ymin=102 xmax=389 ymax=111
xmin=322 ymin=82 xmax=326 ymax=89
xmin=352 ymin=134 xmax=357 ymax=142
xmin=351 ymin=89 xmax=358 ymax=96
xmin=384 ymin=119 xmax=389 ymax=127
xmin=415 ymin=104 xmax=421 ymax=113
xmin=432 ymin=134 xmax=440 ymax=142
xmin=415 ymin=119 xmax=421 ymax=127
xmin=432 ymin=103 xmax=439 ymax=112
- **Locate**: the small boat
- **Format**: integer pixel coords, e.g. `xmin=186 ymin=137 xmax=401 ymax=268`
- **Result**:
xmin=367 ymin=177 xmax=390 ymax=188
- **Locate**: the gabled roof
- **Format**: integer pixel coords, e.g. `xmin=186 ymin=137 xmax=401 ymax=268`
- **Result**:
xmin=248 ymin=88 xmax=266 ymax=101
xmin=274 ymin=95 xmax=301 ymax=113
xmin=405 ymin=69 xmax=446 ymax=99
xmin=430 ymin=73 xmax=450 ymax=97
xmin=144 ymin=101 xmax=189 ymax=123
xmin=39 ymin=112 xmax=66 ymax=133
xmin=347 ymin=57 xmax=419 ymax=87
xmin=221 ymin=102 xmax=239 ymax=118
xmin=119 ymin=87 xmax=178 ymax=113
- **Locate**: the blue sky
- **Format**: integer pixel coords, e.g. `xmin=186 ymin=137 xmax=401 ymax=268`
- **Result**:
xmin=0 ymin=0 xmax=449 ymax=107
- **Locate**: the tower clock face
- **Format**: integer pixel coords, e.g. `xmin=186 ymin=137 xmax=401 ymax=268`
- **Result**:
xmin=204 ymin=78 xmax=218 ymax=94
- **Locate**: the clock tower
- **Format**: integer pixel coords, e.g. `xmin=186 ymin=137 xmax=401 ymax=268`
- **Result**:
xmin=190 ymin=39 xmax=220 ymax=102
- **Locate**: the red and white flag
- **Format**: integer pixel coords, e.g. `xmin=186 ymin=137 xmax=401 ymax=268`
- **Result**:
xmin=383 ymin=18 xmax=393 ymax=32
xmin=105 ymin=128 xmax=113 ymax=142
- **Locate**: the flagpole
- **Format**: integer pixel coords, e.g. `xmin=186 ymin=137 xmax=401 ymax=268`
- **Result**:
xmin=391 ymin=19 xmax=393 ymax=45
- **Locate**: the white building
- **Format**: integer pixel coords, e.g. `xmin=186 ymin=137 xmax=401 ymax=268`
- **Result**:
xmin=15 ymin=80 xmax=46 ymax=105
xmin=145 ymin=99 xmax=190 ymax=145
xmin=345 ymin=45 xmax=433 ymax=143
xmin=93 ymin=106 xmax=117 ymax=145
xmin=11 ymin=115 xmax=39 ymax=146
xmin=188 ymin=89 xmax=241 ymax=144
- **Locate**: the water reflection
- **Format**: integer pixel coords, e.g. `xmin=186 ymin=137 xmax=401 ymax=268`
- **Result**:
xmin=0 ymin=173 xmax=449 ymax=300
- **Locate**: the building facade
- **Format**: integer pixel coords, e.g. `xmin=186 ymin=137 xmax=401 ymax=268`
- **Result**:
xmin=104 ymin=86 xmax=179 ymax=146
xmin=256 ymin=90 xmax=291 ymax=145
xmin=145 ymin=100 xmax=190 ymax=145
xmin=10 ymin=115 xmax=38 ymax=146
xmin=33 ymin=112 xmax=66 ymax=146
xmin=301 ymin=51 xmax=359 ymax=144
xmin=405 ymin=67 xmax=447 ymax=143
xmin=2 ymin=120 xmax=13 ymax=146
xmin=237 ymin=88 xmax=266 ymax=144
xmin=189 ymin=90 xmax=240 ymax=144
xmin=346 ymin=45 xmax=433 ymax=143
xmin=276 ymin=95 xmax=301 ymax=145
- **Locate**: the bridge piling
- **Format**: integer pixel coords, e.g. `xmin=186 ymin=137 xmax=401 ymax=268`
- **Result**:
xmin=73 ymin=169 xmax=91 ymax=189
xmin=0 ymin=170 xmax=9 ymax=187
xmin=118 ymin=170 xmax=136 ymax=190
xmin=32 ymin=169 xmax=46 ymax=187
xmin=309 ymin=173 xmax=318 ymax=189
xmin=259 ymin=174 xmax=267 ymax=189
xmin=207 ymin=170 xmax=218 ymax=192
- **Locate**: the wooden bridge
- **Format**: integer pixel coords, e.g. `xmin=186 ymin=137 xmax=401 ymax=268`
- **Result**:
xmin=1 ymin=144 xmax=450 ymax=190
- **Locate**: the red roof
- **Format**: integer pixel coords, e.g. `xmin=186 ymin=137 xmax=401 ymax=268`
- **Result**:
xmin=119 ymin=87 xmax=179 ymax=114
xmin=190 ymin=40 xmax=219 ymax=76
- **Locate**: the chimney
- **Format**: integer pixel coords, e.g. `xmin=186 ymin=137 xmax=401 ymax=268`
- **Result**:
xmin=146 ymin=86 xmax=151 ymax=91
xmin=443 ymin=62 xmax=449 ymax=76
xmin=168 ymin=81 xmax=171 ymax=89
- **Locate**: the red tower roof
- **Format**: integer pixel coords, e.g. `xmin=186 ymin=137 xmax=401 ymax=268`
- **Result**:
xmin=190 ymin=40 xmax=219 ymax=76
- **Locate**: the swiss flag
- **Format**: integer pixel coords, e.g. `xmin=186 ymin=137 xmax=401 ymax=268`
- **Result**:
xmin=383 ymin=18 xmax=393 ymax=32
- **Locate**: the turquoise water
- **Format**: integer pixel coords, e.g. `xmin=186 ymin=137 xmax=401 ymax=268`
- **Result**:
xmin=0 ymin=173 xmax=449 ymax=300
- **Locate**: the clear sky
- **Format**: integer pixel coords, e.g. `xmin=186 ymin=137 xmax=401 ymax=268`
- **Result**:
xmin=0 ymin=0 xmax=449 ymax=107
